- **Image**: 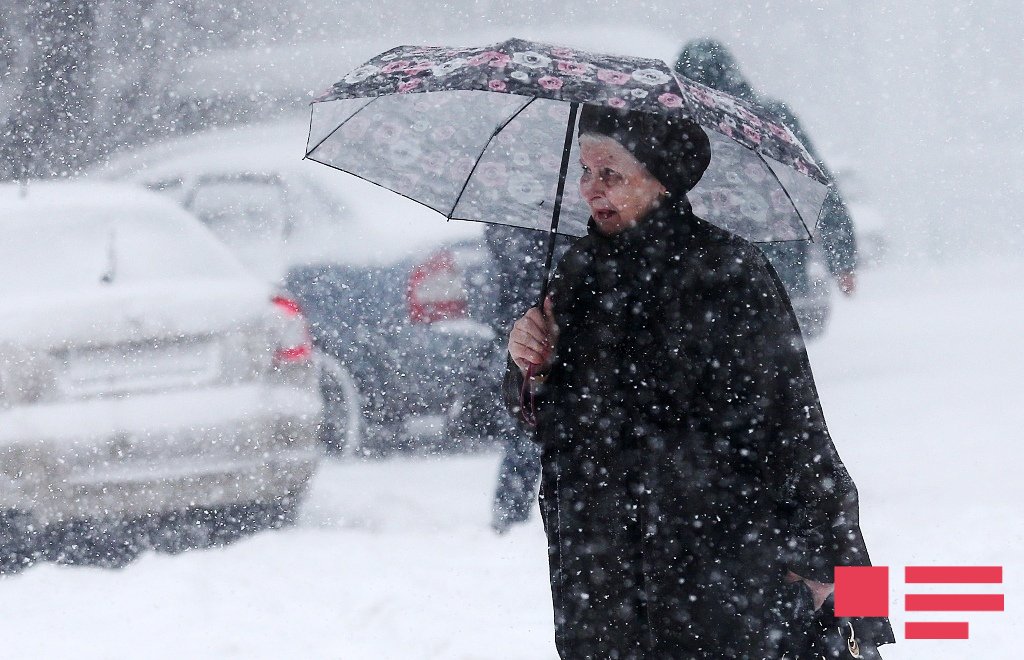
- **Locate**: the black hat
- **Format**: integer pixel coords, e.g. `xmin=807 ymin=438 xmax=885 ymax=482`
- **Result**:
xmin=578 ymin=104 xmax=711 ymax=195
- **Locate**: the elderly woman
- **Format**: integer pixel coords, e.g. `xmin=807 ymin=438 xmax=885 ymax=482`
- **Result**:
xmin=505 ymin=106 xmax=893 ymax=658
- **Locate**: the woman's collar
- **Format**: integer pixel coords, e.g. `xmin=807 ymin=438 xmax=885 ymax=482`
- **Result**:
xmin=586 ymin=197 xmax=692 ymax=242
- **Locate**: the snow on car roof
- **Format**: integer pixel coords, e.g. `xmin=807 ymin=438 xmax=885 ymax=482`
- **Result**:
xmin=92 ymin=118 xmax=485 ymax=269
xmin=0 ymin=179 xmax=265 ymax=345
xmin=0 ymin=179 xmax=198 ymax=218
xmin=94 ymin=121 xmax=311 ymax=182
xmin=0 ymin=179 xmax=250 ymax=289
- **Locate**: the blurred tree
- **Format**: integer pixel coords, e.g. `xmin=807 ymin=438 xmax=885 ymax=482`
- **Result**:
xmin=91 ymin=0 xmax=199 ymax=154
xmin=0 ymin=0 xmax=96 ymax=179
xmin=0 ymin=0 xmax=203 ymax=181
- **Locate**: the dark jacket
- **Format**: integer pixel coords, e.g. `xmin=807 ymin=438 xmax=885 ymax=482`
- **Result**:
xmin=505 ymin=202 xmax=892 ymax=658
xmin=675 ymin=39 xmax=857 ymax=278
xmin=762 ymin=98 xmax=857 ymax=278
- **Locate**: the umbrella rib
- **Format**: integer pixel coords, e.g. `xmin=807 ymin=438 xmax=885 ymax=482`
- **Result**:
xmin=447 ymin=96 xmax=537 ymax=219
xmin=305 ymin=102 xmax=316 ymax=156
xmin=304 ymin=97 xmax=378 ymax=158
xmin=753 ymin=148 xmax=818 ymax=241
xmin=696 ymin=119 xmax=827 ymax=242
xmin=750 ymin=234 xmax=821 ymax=246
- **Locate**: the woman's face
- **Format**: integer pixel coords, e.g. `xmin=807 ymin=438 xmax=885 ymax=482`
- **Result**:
xmin=578 ymin=134 xmax=667 ymax=235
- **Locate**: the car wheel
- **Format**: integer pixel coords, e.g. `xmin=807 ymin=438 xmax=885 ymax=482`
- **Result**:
xmin=318 ymin=356 xmax=364 ymax=457
xmin=260 ymin=488 xmax=307 ymax=529
xmin=42 ymin=518 xmax=145 ymax=569
xmin=148 ymin=509 xmax=209 ymax=554
xmin=148 ymin=493 xmax=305 ymax=556
xmin=0 ymin=510 xmax=37 ymax=574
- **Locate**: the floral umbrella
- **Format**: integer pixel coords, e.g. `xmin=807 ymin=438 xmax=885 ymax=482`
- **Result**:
xmin=305 ymin=38 xmax=830 ymax=283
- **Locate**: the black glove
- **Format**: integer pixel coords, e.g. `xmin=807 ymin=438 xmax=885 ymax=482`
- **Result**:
xmin=778 ymin=586 xmax=885 ymax=659
xmin=808 ymin=595 xmax=884 ymax=659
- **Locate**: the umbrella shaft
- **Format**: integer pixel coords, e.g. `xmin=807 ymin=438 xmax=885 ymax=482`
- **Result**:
xmin=539 ymin=101 xmax=580 ymax=310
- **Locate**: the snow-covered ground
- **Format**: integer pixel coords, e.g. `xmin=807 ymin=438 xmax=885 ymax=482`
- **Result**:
xmin=1 ymin=256 xmax=1021 ymax=659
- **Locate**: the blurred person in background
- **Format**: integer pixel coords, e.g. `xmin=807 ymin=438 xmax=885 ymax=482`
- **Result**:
xmin=485 ymin=224 xmax=564 ymax=534
xmin=675 ymin=38 xmax=859 ymax=299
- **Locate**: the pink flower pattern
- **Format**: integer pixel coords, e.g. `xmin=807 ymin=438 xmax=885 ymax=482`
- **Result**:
xmin=556 ymin=60 xmax=591 ymax=77
xmin=468 ymin=51 xmax=511 ymax=68
xmin=402 ymin=60 xmax=433 ymax=76
xmin=487 ymin=54 xmax=511 ymax=68
xmin=538 ymin=76 xmax=563 ymax=90
xmin=314 ymin=38 xmax=829 ymax=239
xmin=769 ymin=122 xmax=795 ymax=144
xmin=323 ymin=40 xmax=821 ymax=176
xmin=381 ymin=60 xmax=412 ymax=74
xmin=657 ymin=93 xmax=684 ymax=109
xmin=742 ymin=124 xmax=763 ymax=145
xmin=597 ymin=69 xmax=631 ymax=85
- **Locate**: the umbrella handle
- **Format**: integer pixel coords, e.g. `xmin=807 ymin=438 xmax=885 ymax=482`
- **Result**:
xmin=520 ymin=363 xmax=538 ymax=427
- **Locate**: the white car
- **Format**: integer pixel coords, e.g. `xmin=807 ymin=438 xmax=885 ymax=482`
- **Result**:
xmin=0 ymin=181 xmax=322 ymax=569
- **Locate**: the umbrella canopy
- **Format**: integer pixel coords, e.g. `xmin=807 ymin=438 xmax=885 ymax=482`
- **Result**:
xmin=305 ymin=37 xmax=829 ymax=244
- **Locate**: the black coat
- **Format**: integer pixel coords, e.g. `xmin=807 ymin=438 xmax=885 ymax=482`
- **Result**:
xmin=505 ymin=203 xmax=892 ymax=658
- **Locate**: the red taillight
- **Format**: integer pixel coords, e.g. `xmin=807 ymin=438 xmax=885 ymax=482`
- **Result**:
xmin=272 ymin=295 xmax=313 ymax=364
xmin=275 ymin=344 xmax=312 ymax=362
xmin=407 ymin=250 xmax=468 ymax=324
xmin=273 ymin=296 xmax=303 ymax=316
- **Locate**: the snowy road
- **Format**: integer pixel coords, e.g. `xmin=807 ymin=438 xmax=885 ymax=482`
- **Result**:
xmin=1 ymin=258 xmax=1021 ymax=659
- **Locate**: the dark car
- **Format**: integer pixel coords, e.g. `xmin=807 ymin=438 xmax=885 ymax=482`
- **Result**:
xmin=285 ymin=241 xmax=500 ymax=451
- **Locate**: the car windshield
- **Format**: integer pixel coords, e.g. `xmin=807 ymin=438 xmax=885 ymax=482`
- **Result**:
xmin=189 ymin=177 xmax=288 ymax=242
xmin=0 ymin=206 xmax=243 ymax=295
xmin=186 ymin=176 xmax=290 ymax=279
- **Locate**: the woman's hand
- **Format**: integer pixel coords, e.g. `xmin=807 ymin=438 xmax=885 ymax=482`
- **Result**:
xmin=838 ymin=270 xmax=857 ymax=296
xmin=508 ymin=297 xmax=559 ymax=377
xmin=786 ymin=570 xmax=835 ymax=611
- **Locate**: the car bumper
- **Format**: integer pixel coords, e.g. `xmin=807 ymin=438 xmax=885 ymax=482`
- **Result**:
xmin=412 ymin=321 xmax=497 ymax=405
xmin=0 ymin=384 xmax=321 ymax=524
